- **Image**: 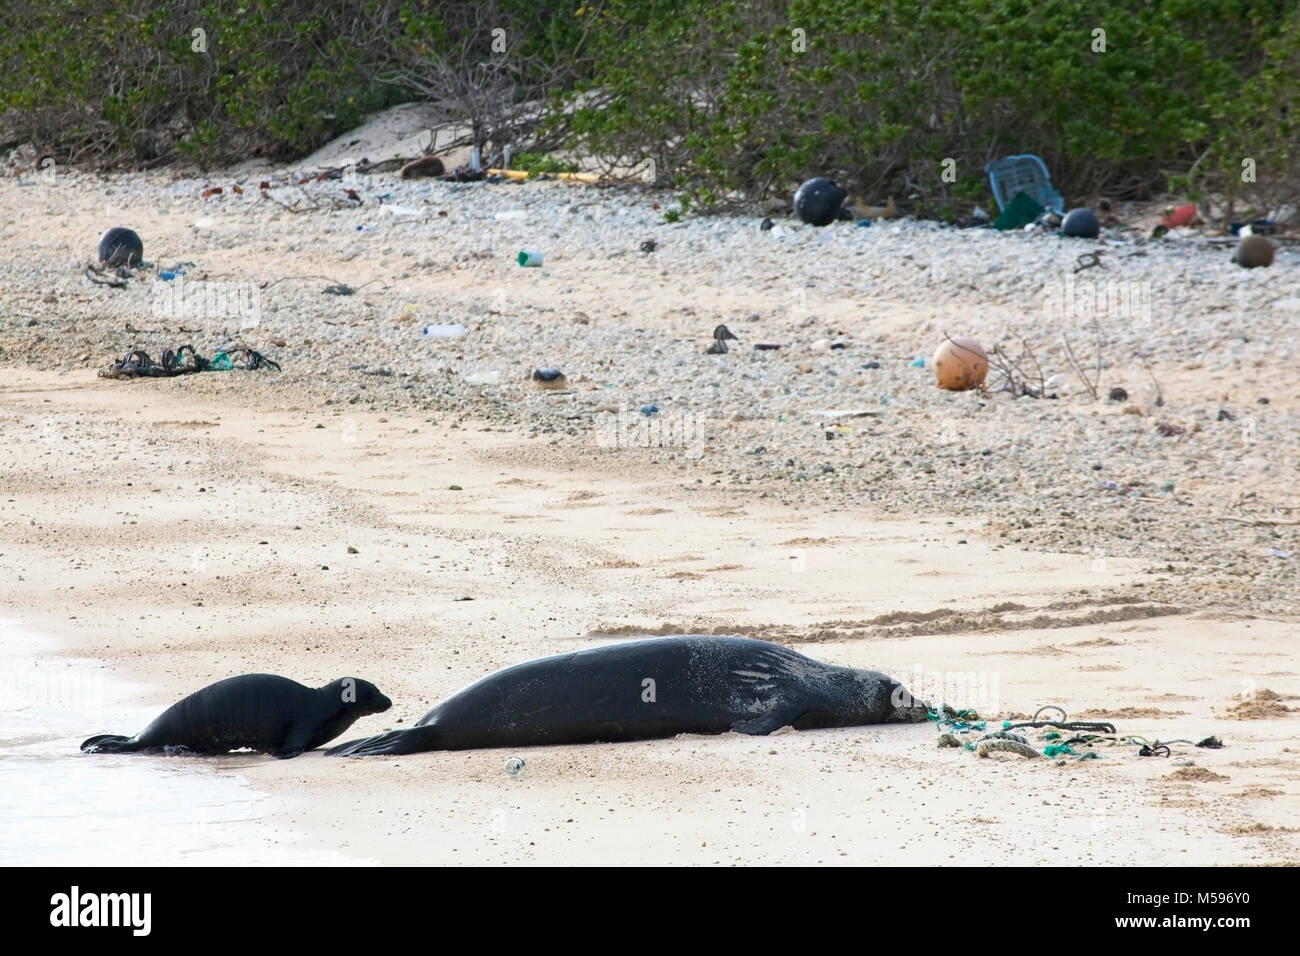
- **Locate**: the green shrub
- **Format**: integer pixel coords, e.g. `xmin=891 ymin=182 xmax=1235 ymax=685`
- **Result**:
xmin=565 ymin=0 xmax=1300 ymax=210
xmin=510 ymin=152 xmax=580 ymax=174
xmin=2 ymin=0 xmax=1297 ymax=216
xmin=0 ymin=0 xmax=594 ymax=166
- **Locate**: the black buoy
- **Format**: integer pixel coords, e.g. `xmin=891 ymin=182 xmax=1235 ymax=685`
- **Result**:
xmin=1061 ymin=208 xmax=1100 ymax=239
xmin=531 ymin=367 xmax=568 ymax=390
xmin=98 ymin=227 xmax=143 ymax=267
xmin=793 ymin=178 xmax=847 ymax=227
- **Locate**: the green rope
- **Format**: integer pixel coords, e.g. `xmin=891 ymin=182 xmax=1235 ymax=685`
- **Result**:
xmin=942 ymin=703 xmax=1223 ymax=766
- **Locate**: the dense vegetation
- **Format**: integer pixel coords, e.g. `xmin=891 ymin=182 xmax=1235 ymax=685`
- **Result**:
xmin=3 ymin=0 xmax=1296 ymax=211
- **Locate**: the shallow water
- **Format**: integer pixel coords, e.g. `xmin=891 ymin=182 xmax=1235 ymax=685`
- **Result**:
xmin=0 ymin=618 xmax=367 ymax=865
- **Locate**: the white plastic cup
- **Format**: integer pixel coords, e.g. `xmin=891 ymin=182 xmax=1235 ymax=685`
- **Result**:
xmin=517 ymin=250 xmax=544 ymax=267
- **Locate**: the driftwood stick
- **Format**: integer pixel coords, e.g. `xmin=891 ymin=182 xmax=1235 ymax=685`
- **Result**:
xmin=1061 ymin=334 xmax=1099 ymax=400
xmin=1139 ymin=355 xmax=1165 ymax=405
xmin=1091 ymin=317 xmax=1104 ymax=395
xmin=1019 ymin=338 xmax=1048 ymax=397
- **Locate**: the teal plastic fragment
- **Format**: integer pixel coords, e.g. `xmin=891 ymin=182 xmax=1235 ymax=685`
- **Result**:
xmin=993 ymin=190 xmax=1044 ymax=231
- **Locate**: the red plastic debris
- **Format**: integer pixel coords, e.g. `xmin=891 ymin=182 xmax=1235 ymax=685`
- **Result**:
xmin=1159 ymin=203 xmax=1199 ymax=229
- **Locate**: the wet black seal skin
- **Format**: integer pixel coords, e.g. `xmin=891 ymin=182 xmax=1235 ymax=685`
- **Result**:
xmin=328 ymin=636 xmax=927 ymax=757
xmin=81 ymin=674 xmax=392 ymax=758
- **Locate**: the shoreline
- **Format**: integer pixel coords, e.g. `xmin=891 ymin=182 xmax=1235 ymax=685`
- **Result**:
xmin=0 ymin=616 xmax=370 ymax=866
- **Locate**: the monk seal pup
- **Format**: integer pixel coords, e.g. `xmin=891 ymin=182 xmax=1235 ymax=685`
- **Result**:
xmin=81 ymin=674 xmax=392 ymax=759
xmin=328 ymin=636 xmax=927 ymax=756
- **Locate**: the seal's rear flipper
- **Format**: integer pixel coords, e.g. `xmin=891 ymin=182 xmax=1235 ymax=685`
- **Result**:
xmin=325 ymin=727 xmax=431 ymax=757
xmin=732 ymin=709 xmax=800 ymax=735
xmin=80 ymin=734 xmax=137 ymax=754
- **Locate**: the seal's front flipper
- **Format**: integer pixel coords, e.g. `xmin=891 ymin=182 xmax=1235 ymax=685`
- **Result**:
xmin=80 ymin=734 xmax=137 ymax=754
xmin=731 ymin=708 xmax=802 ymax=736
xmin=271 ymin=727 xmax=313 ymax=759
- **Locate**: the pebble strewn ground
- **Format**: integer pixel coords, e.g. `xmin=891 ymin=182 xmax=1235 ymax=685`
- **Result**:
xmin=1 ymin=161 xmax=1296 ymax=613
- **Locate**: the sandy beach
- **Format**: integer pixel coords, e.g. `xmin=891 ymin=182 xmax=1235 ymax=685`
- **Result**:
xmin=0 ymin=124 xmax=1296 ymax=865
xmin=0 ymin=367 xmax=1295 ymax=865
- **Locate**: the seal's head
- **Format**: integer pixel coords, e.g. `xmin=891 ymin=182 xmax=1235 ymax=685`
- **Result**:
xmin=882 ymin=675 xmax=930 ymax=722
xmin=814 ymin=668 xmax=929 ymax=727
xmin=326 ymin=677 xmax=393 ymax=716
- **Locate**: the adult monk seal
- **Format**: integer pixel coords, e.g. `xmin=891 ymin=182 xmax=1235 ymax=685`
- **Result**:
xmin=81 ymin=674 xmax=392 ymax=759
xmin=328 ymin=636 xmax=927 ymax=756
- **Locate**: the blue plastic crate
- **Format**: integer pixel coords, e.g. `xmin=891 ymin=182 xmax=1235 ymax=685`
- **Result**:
xmin=984 ymin=154 xmax=1064 ymax=215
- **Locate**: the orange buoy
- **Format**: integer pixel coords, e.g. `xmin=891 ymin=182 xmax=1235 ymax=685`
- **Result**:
xmin=933 ymin=338 xmax=989 ymax=391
